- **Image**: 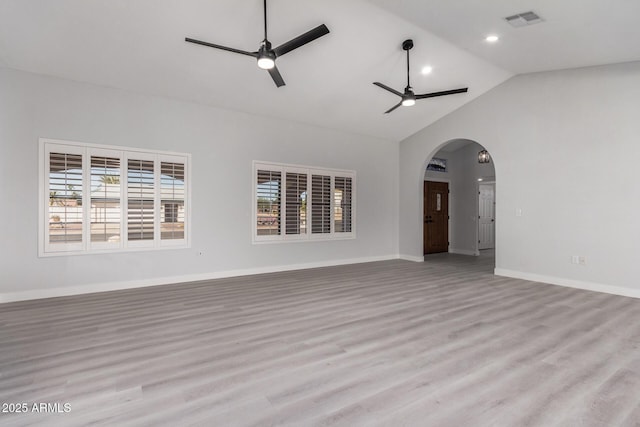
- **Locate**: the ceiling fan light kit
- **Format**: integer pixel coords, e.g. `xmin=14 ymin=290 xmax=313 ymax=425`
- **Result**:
xmin=373 ymin=39 xmax=469 ymax=113
xmin=185 ymin=0 xmax=329 ymax=87
xmin=401 ymin=97 xmax=416 ymax=107
xmin=257 ymin=42 xmax=276 ymax=69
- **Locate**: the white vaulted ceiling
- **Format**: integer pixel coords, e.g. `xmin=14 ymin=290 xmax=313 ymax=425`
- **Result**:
xmin=0 ymin=0 xmax=638 ymax=141
xmin=369 ymin=0 xmax=640 ymax=75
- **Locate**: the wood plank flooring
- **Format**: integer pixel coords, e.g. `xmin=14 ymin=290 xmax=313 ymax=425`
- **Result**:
xmin=1 ymin=253 xmax=640 ymax=426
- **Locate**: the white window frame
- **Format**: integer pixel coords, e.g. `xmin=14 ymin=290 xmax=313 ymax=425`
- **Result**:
xmin=39 ymin=138 xmax=191 ymax=257
xmin=253 ymin=161 xmax=356 ymax=244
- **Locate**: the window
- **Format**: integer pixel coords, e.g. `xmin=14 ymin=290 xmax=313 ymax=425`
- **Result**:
xmin=40 ymin=138 xmax=190 ymax=256
xmin=48 ymin=151 xmax=83 ymax=250
xmin=334 ymin=176 xmax=353 ymax=233
xmin=127 ymin=158 xmax=155 ymax=243
xmin=256 ymin=169 xmax=281 ymax=236
xmin=253 ymin=162 xmax=355 ymax=243
xmin=90 ymin=154 xmax=121 ymax=247
xmin=160 ymin=161 xmax=185 ymax=240
xmin=311 ymin=174 xmax=331 ymax=234
xmin=285 ymin=172 xmax=307 ymax=236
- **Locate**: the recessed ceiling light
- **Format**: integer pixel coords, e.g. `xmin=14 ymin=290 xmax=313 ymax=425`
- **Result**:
xmin=421 ymin=65 xmax=433 ymax=75
xmin=485 ymin=35 xmax=499 ymax=43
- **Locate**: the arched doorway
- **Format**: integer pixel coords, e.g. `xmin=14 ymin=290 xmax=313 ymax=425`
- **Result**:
xmin=422 ymin=139 xmax=496 ymax=264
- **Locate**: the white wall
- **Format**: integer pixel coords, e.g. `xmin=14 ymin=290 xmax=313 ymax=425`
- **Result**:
xmin=401 ymin=61 xmax=640 ymax=296
xmin=0 ymin=67 xmax=399 ymax=301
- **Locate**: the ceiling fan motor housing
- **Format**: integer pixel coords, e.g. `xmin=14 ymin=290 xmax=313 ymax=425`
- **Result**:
xmin=258 ymin=42 xmax=276 ymax=59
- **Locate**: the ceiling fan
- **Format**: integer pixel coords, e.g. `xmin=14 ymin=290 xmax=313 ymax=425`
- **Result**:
xmin=374 ymin=39 xmax=469 ymax=113
xmin=185 ymin=0 xmax=329 ymax=88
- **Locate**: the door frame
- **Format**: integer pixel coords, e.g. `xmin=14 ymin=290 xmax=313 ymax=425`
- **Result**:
xmin=476 ymin=180 xmax=495 ymax=255
xmin=423 ymin=178 xmax=451 ymax=255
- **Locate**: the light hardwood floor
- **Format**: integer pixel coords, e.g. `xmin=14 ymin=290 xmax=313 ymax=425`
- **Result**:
xmin=1 ymin=253 xmax=640 ymax=426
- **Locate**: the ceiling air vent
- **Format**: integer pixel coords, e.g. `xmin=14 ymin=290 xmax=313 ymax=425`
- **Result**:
xmin=504 ymin=11 xmax=543 ymax=28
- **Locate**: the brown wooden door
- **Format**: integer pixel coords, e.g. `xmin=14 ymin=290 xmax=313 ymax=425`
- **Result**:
xmin=424 ymin=181 xmax=449 ymax=254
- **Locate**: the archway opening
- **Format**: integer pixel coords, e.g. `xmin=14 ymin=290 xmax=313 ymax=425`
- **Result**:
xmin=422 ymin=139 xmax=496 ymax=267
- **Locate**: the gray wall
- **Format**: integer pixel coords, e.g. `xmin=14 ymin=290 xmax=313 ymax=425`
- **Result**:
xmin=3 ymin=60 xmax=639 ymax=300
xmin=0 ymin=68 xmax=399 ymax=300
xmin=400 ymin=61 xmax=640 ymax=295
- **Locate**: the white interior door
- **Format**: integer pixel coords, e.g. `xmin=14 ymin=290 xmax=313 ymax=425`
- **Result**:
xmin=478 ymin=183 xmax=495 ymax=250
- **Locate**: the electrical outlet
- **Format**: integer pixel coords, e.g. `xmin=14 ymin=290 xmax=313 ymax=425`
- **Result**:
xmin=515 ymin=208 xmax=523 ymax=217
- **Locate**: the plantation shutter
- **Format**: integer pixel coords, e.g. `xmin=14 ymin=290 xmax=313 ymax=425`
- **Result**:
xmin=48 ymin=152 xmax=84 ymax=246
xmin=334 ymin=176 xmax=352 ymax=233
xmin=256 ymin=169 xmax=282 ymax=236
xmin=160 ymin=161 xmax=186 ymax=240
xmin=285 ymin=172 xmax=307 ymax=235
xmin=90 ymin=155 xmax=121 ymax=244
xmin=42 ymin=139 xmax=190 ymax=255
xmin=127 ymin=159 xmax=155 ymax=241
xmin=253 ymin=162 xmax=355 ymax=243
xmin=311 ymin=174 xmax=331 ymax=234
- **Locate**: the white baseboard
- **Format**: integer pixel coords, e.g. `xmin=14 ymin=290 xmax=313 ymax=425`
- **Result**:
xmin=398 ymin=254 xmax=424 ymax=262
xmin=449 ymin=248 xmax=479 ymax=256
xmin=400 ymin=250 xmax=479 ymax=260
xmin=0 ymin=254 xmax=399 ymax=303
xmin=494 ymin=268 xmax=640 ymax=299
xmin=11 ymin=258 xmax=638 ymax=304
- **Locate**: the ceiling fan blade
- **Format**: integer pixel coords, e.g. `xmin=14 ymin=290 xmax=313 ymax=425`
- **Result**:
xmin=384 ymin=102 xmax=403 ymax=114
xmin=268 ymin=65 xmax=286 ymax=87
xmin=273 ymin=24 xmax=330 ymax=57
xmin=373 ymin=82 xmax=403 ymax=97
xmin=185 ymin=38 xmax=258 ymax=57
xmin=416 ymin=87 xmax=468 ymax=99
